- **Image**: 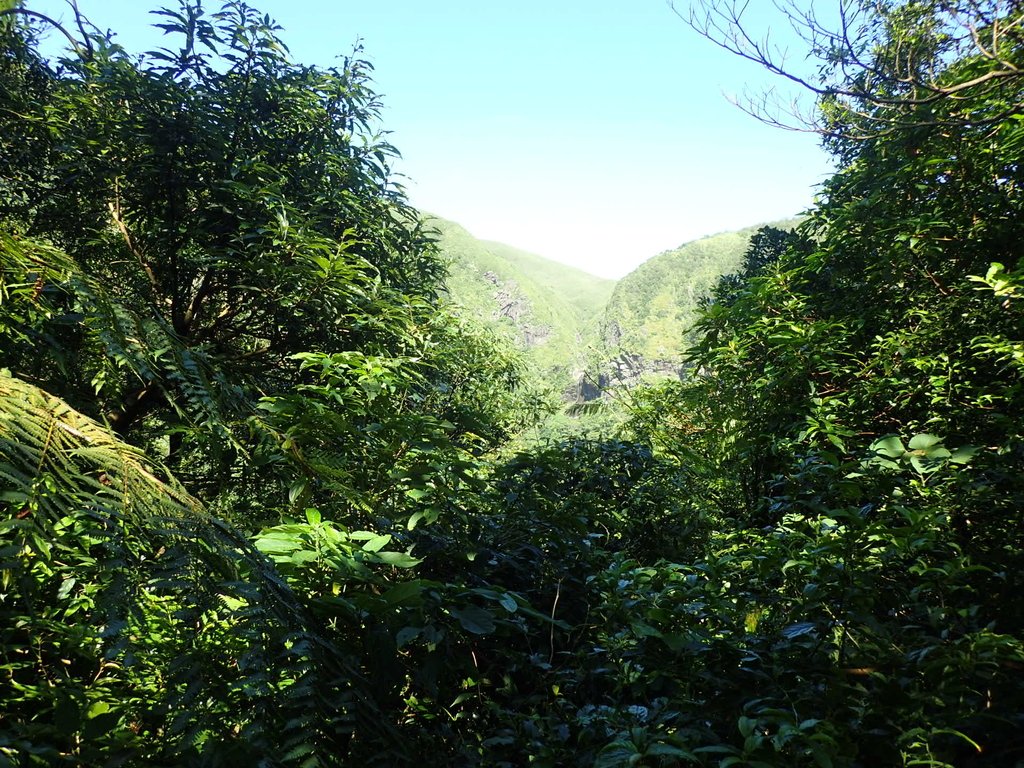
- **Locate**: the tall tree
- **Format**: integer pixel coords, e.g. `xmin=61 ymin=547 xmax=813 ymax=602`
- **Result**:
xmin=0 ymin=4 xmax=540 ymax=764
xmin=0 ymin=1 xmax=507 ymax=526
xmin=2 ymin=0 xmax=433 ymax=448
xmin=618 ymin=4 xmax=1024 ymax=759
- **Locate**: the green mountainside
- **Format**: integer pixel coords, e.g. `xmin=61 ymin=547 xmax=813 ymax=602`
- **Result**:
xmin=429 ymin=215 xmax=614 ymax=390
xmin=478 ymin=238 xmax=616 ymax=320
xmin=434 ymin=214 xmax=800 ymax=403
xmin=432 ymin=210 xmax=798 ymax=403
xmin=596 ymin=219 xmax=802 ymax=388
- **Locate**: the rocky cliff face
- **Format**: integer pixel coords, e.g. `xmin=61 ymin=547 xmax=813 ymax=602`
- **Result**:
xmin=566 ymin=352 xmax=684 ymax=403
xmin=565 ymin=369 xmax=603 ymax=403
xmin=601 ymin=352 xmax=682 ymax=388
xmin=483 ymin=271 xmax=552 ymax=348
xmin=604 ymin=320 xmax=623 ymax=349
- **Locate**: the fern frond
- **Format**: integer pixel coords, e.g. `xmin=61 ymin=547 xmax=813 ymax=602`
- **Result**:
xmin=0 ymin=373 xmax=374 ymax=765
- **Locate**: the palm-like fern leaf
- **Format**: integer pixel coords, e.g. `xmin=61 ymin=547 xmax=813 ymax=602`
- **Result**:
xmin=0 ymin=372 xmax=373 ymax=766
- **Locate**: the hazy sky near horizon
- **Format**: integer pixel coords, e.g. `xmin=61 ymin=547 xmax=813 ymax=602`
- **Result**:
xmin=29 ymin=0 xmax=834 ymax=278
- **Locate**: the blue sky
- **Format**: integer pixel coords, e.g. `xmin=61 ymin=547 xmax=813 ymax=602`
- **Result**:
xmin=29 ymin=0 xmax=833 ymax=278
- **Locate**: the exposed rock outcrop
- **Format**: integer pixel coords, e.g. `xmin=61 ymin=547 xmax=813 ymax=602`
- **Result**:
xmin=565 ymin=368 xmax=604 ymax=403
xmin=567 ymin=352 xmax=685 ymax=402
xmin=484 ymin=271 xmax=552 ymax=348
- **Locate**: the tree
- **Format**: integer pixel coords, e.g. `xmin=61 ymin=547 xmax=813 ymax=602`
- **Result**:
xmin=0 ymin=1 xmax=457 ymax=523
xmin=672 ymin=0 xmax=1024 ymax=539
xmin=0 ymin=4 xmax=545 ymax=764
xmin=1 ymin=1 xmax=435 ymax=427
xmin=608 ymin=3 xmax=1024 ymax=760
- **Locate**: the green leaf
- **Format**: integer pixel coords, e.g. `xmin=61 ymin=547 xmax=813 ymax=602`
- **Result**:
xmin=83 ymin=711 xmax=121 ymax=739
xmin=449 ymin=605 xmax=496 ymax=635
xmin=497 ymin=593 xmax=518 ymax=613
xmin=56 ymin=577 xmax=76 ymax=600
xmin=594 ymin=740 xmax=640 ymax=768
xmin=290 ymin=550 xmax=318 ymax=566
xmin=86 ymin=701 xmax=111 ymax=718
xmin=630 ymin=620 xmax=663 ymax=638
xmin=694 ymin=745 xmax=741 ymax=755
xmin=395 ymin=626 xmax=420 ymax=648
xmin=288 ymin=481 xmax=308 ymax=504
xmin=810 ymin=745 xmax=834 ymax=768
xmin=871 ymin=435 xmax=906 ymax=458
xmin=360 ymin=534 xmax=392 ymax=553
xmin=382 ymin=580 xmax=426 ymax=606
xmin=781 ymin=622 xmax=816 ymax=639
xmin=373 ymin=551 xmax=422 ymax=568
xmin=908 ymin=433 xmax=942 ymax=451
xmin=948 ymin=445 xmax=979 ymax=464
xmin=738 ymin=715 xmax=757 ymax=738
xmin=645 ymin=742 xmax=695 ymax=759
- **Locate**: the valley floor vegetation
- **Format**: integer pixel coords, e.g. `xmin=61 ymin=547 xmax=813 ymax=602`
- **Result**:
xmin=2 ymin=1 xmax=1024 ymax=765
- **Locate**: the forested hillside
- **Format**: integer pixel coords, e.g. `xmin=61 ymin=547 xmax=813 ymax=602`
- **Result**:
xmin=437 ymin=217 xmax=797 ymax=403
xmin=600 ymin=220 xmax=800 ymax=378
xmin=429 ymin=215 xmax=613 ymax=391
xmin=2 ymin=1 xmax=1024 ymax=767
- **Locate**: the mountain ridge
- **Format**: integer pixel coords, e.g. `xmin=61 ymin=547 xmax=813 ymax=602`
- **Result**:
xmin=427 ymin=215 xmax=613 ymax=390
xmin=431 ymin=213 xmax=802 ymax=400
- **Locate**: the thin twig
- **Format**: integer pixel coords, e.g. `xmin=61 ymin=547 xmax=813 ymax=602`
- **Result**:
xmin=548 ymin=578 xmax=563 ymax=666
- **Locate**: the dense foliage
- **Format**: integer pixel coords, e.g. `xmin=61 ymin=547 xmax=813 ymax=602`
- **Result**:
xmin=3 ymin=1 xmax=1024 ymax=766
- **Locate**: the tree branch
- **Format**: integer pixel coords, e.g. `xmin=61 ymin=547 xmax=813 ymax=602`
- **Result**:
xmin=108 ymin=192 xmax=168 ymax=309
xmin=674 ymin=0 xmax=1024 ymax=138
xmin=0 ymin=6 xmax=92 ymax=61
xmin=107 ymin=383 xmax=163 ymax=436
xmin=181 ymin=269 xmax=217 ymax=335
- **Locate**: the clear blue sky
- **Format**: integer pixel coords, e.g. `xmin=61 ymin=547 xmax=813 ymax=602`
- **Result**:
xmin=29 ymin=0 xmax=833 ymax=278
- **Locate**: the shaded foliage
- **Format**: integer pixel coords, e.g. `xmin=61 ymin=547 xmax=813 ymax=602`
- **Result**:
xmin=0 ymin=372 xmax=383 ymax=765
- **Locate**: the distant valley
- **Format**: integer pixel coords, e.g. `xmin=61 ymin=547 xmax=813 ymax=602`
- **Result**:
xmin=427 ymin=216 xmax=613 ymax=396
xmin=429 ymin=214 xmax=800 ymax=402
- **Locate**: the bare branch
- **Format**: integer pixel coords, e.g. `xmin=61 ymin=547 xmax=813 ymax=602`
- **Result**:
xmin=672 ymin=0 xmax=1024 ymax=139
xmin=108 ymin=190 xmax=167 ymax=308
xmin=181 ymin=269 xmax=218 ymax=336
xmin=66 ymin=0 xmax=95 ymax=61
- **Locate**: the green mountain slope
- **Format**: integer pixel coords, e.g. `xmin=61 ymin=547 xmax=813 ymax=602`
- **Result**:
xmin=431 ymin=214 xmax=802 ymax=405
xmin=429 ymin=215 xmax=614 ymax=387
xmin=597 ymin=219 xmax=801 ymax=387
xmin=479 ymin=239 xmax=616 ymax=320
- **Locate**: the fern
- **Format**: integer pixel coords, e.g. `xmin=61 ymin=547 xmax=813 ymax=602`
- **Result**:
xmin=1 ymin=230 xmax=251 ymax=447
xmin=0 ymin=373 xmax=380 ymax=766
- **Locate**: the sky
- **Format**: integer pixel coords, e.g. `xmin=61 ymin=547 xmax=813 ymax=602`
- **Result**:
xmin=28 ymin=0 xmax=834 ymax=279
